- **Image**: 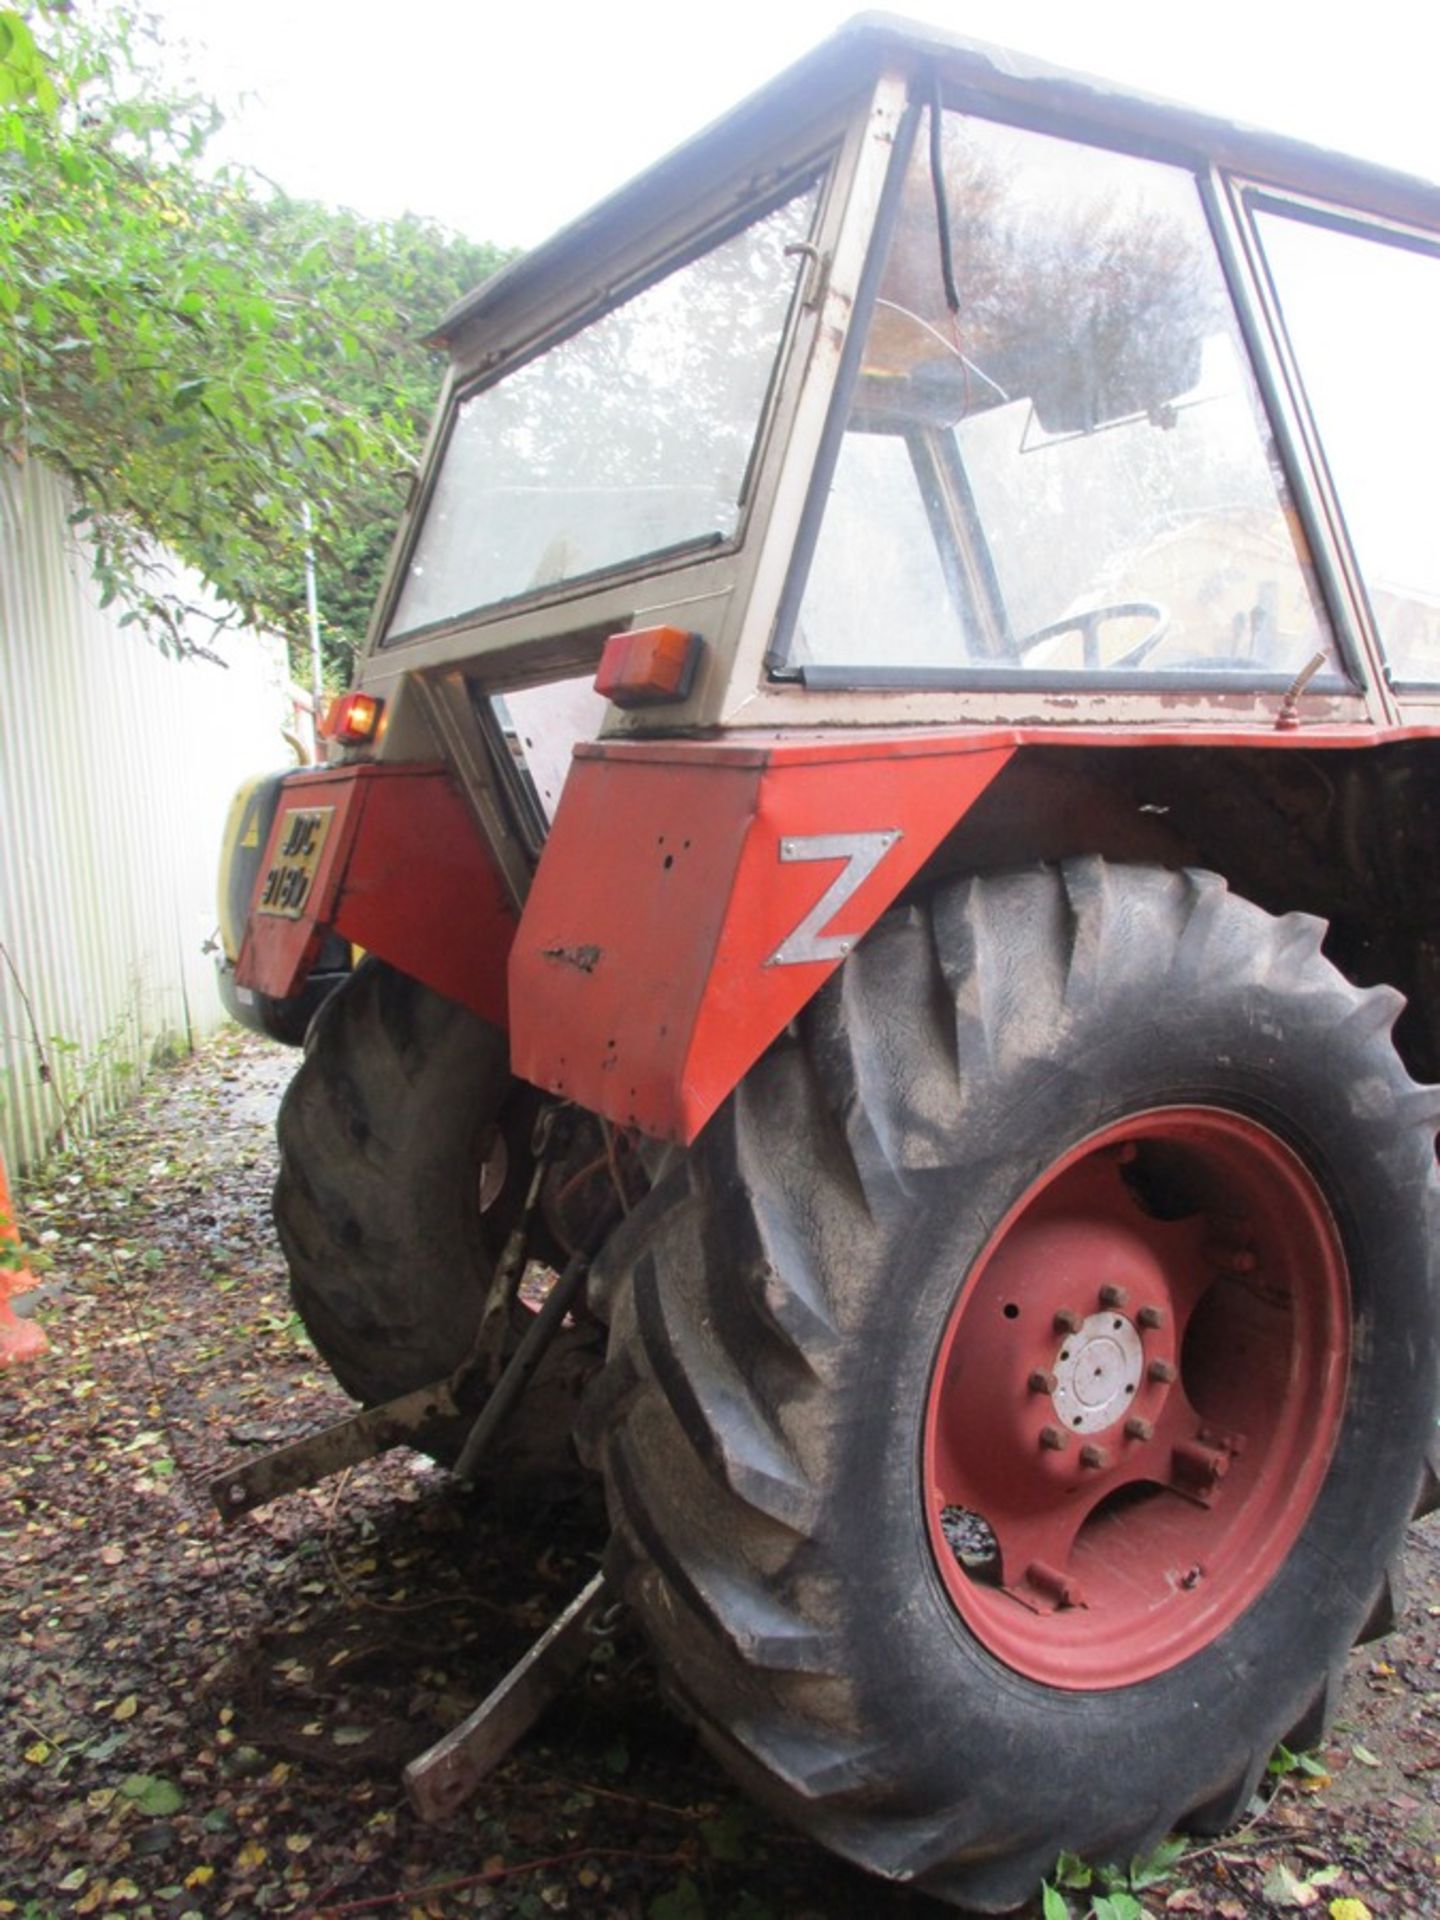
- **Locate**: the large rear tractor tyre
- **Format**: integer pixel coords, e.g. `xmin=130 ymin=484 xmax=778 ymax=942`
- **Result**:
xmin=274 ymin=958 xmax=511 ymax=1406
xmin=589 ymin=861 xmax=1440 ymax=1911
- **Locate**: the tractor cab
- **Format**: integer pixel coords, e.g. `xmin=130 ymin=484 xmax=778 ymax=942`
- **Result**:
xmin=349 ymin=11 xmax=1438 ymax=803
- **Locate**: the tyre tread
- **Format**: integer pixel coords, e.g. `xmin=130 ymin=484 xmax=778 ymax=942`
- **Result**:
xmin=273 ymin=958 xmax=508 ymax=1405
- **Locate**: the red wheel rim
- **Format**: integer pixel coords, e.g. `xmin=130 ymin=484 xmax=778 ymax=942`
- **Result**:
xmin=922 ymin=1109 xmax=1350 ymax=1688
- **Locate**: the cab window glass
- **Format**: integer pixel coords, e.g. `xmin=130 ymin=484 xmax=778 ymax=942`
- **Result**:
xmin=387 ymin=184 xmax=818 ymax=641
xmin=1253 ymin=206 xmax=1440 ymax=685
xmin=784 ymin=113 xmax=1337 ymax=684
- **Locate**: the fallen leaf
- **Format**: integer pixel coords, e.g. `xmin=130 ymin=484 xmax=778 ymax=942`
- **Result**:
xmin=1164 ymin=1893 xmax=1204 ymax=1913
xmin=1328 ymin=1900 xmax=1371 ymax=1920
xmin=112 ymin=1694 xmax=138 ymax=1722
xmin=1263 ymin=1863 xmax=1319 ymax=1910
xmin=57 ymin=1868 xmax=88 ymax=1892
xmin=1351 ymin=1744 xmax=1381 ymax=1768
xmin=184 ymin=1866 xmax=214 ymax=1889
xmin=331 ymin=1726 xmax=371 ymax=1746
xmin=99 ymin=1543 xmax=125 ymax=1566
xmin=119 ymin=1772 xmax=184 ymax=1816
xmin=23 ymin=1741 xmax=51 ymax=1764
xmin=237 ymin=1841 xmax=268 ymax=1871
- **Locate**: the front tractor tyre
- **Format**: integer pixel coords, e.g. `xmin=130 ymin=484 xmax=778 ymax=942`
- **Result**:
xmin=591 ymin=861 xmax=1440 ymax=1911
xmin=274 ymin=958 xmax=513 ymax=1405
xmin=273 ymin=959 xmax=602 ymax=1485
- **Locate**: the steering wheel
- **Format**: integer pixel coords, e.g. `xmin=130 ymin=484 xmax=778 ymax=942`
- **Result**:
xmin=1019 ymin=601 xmax=1170 ymax=671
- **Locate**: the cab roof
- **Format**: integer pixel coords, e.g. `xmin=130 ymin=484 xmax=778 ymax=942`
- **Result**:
xmin=431 ymin=11 xmax=1440 ymax=357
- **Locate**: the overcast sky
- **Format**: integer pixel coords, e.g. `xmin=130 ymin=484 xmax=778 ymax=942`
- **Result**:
xmin=153 ymin=0 xmax=1440 ymax=251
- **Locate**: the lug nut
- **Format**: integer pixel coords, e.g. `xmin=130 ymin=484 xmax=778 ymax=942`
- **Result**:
xmin=1039 ymin=1425 xmax=1069 ymax=1452
xmin=1124 ymin=1416 xmax=1154 ymax=1442
xmin=1079 ymin=1444 xmax=1109 ymax=1469
xmin=1099 ymin=1283 xmax=1129 ymax=1309
xmin=1053 ymin=1307 xmax=1082 ymax=1334
xmin=1138 ymin=1304 xmax=1165 ymax=1330
xmin=1028 ymin=1369 xmax=1057 ymax=1395
xmin=1173 ymin=1440 xmax=1229 ymax=1488
xmin=1148 ymin=1358 xmax=1178 ymax=1385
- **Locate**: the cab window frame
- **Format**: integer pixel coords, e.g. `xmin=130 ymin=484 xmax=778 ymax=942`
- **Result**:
xmin=1237 ymin=182 xmax=1440 ymax=696
xmin=768 ymin=84 xmax=1357 ymax=697
xmin=378 ymin=159 xmax=831 ymax=652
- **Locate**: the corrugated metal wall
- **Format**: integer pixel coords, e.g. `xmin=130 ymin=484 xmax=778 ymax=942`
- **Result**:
xmin=0 ymin=460 xmax=303 ymax=1174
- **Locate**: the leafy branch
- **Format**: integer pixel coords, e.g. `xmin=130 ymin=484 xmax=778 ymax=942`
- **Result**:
xmin=0 ymin=3 xmax=511 ymax=676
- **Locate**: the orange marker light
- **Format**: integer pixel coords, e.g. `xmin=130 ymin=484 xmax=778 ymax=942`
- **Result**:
xmin=594 ymin=626 xmax=703 ymax=708
xmin=321 ymin=691 xmax=384 ymax=744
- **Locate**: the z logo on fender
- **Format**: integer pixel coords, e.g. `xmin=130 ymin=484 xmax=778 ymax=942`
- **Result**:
xmin=765 ymin=830 xmax=903 ymax=967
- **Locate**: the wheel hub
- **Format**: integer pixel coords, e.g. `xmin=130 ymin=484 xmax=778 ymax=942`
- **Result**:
xmin=1049 ymin=1310 xmax=1144 ymax=1435
xmin=923 ymin=1109 xmax=1349 ymax=1688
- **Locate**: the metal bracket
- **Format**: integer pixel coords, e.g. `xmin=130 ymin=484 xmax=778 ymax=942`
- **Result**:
xmin=405 ymin=1572 xmax=611 ymax=1822
xmin=451 ymin=1244 xmax=592 ymax=1482
xmin=208 ymin=1242 xmax=596 ymax=1521
xmin=208 ymin=1378 xmax=462 ymax=1524
xmin=209 ymin=1122 xmax=610 ymax=1524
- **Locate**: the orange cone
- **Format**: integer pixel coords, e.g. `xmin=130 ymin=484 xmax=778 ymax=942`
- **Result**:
xmin=0 ymin=1145 xmax=48 ymax=1366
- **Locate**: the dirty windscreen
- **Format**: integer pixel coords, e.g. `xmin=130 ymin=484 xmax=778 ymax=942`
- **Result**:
xmin=385 ymin=183 xmax=818 ymax=642
xmin=783 ymin=113 xmax=1338 ymax=684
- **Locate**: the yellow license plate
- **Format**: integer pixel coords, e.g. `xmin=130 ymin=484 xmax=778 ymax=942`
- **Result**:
xmin=257 ymin=807 xmax=335 ymax=919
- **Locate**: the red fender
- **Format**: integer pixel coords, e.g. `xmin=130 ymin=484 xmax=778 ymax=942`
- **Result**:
xmin=237 ymin=764 xmax=515 ymax=1028
xmin=510 ymin=735 xmax=1014 ymax=1141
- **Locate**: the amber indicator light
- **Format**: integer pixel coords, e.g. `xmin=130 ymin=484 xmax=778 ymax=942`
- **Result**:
xmin=321 ymin=691 xmax=384 ymax=743
xmin=594 ymin=626 xmax=703 ymax=708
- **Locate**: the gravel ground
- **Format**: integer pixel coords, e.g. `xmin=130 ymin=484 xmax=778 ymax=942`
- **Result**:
xmin=2 ymin=1028 xmax=1437 ymax=1920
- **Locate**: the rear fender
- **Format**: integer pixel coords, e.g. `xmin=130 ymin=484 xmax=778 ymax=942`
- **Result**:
xmin=236 ymin=764 xmax=516 ymax=1029
xmin=510 ymin=736 xmax=1014 ymax=1141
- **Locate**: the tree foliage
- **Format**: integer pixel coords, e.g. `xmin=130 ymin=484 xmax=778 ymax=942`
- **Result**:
xmin=0 ymin=4 xmax=510 ymax=675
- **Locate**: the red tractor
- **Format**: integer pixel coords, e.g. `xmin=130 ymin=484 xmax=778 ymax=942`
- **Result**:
xmin=215 ymin=17 xmax=1440 ymax=1909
